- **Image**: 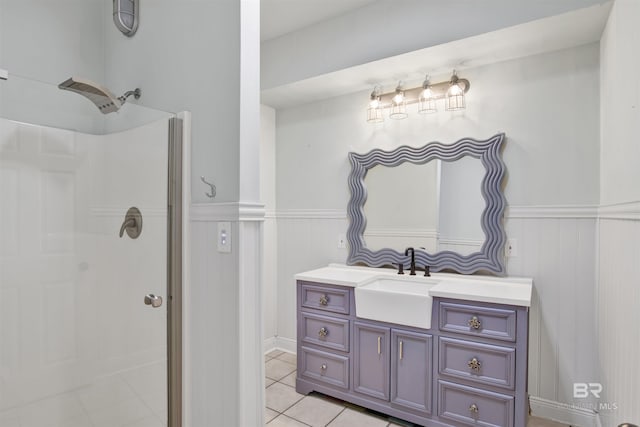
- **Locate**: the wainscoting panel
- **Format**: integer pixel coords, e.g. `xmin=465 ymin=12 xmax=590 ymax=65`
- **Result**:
xmin=505 ymin=217 xmax=598 ymax=412
xmin=597 ymin=218 xmax=640 ymax=426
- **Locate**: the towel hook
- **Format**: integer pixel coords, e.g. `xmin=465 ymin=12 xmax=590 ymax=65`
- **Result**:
xmin=200 ymin=176 xmax=216 ymax=199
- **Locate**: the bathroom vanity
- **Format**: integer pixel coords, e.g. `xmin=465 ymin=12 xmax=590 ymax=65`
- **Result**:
xmin=295 ymin=265 xmax=532 ymax=427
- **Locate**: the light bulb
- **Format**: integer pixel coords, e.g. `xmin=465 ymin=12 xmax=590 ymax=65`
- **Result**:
xmin=448 ymin=84 xmax=463 ymax=96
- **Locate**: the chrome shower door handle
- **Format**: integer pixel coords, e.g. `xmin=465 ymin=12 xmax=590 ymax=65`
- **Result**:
xmin=144 ymin=293 xmax=163 ymax=308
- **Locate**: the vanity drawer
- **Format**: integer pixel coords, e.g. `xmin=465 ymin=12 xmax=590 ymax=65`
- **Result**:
xmin=300 ymin=346 xmax=349 ymax=390
xmin=300 ymin=282 xmax=350 ymax=315
xmin=438 ymin=380 xmax=514 ymax=427
xmin=439 ymin=302 xmax=517 ymax=342
xmin=301 ymin=312 xmax=349 ymax=352
xmin=439 ymin=337 xmax=515 ymax=390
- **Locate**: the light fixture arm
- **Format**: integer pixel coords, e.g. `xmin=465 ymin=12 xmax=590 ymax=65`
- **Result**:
xmin=374 ymin=76 xmax=470 ymax=107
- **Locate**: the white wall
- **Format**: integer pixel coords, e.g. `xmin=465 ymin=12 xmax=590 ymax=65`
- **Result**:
xmin=270 ymin=44 xmax=601 ymax=410
xmin=261 ymin=105 xmax=278 ymax=343
xmin=0 ymin=0 xmax=107 ymax=133
xmin=598 ymin=0 xmax=640 ymax=425
xmin=104 ymin=1 xmax=241 ymax=204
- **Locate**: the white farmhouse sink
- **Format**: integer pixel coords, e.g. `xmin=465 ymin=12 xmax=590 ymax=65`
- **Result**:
xmin=355 ymin=276 xmax=437 ymax=329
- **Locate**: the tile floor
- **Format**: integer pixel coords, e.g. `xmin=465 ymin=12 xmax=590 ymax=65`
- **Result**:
xmin=265 ymin=350 xmax=570 ymax=427
xmin=0 ymin=361 xmax=166 ymax=427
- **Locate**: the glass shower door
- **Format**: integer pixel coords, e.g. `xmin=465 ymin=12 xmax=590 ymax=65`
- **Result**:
xmin=0 ymin=108 xmax=175 ymax=427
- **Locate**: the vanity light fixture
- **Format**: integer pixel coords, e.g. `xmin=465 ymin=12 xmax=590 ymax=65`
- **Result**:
xmin=389 ymin=82 xmax=408 ymax=120
xmin=366 ymin=86 xmax=384 ymax=123
xmin=366 ymin=70 xmax=470 ymax=123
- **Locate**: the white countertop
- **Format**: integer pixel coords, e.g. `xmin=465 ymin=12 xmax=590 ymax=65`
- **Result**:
xmin=295 ymin=264 xmax=533 ymax=307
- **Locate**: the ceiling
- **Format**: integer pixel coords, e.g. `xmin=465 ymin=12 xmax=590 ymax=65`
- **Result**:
xmin=260 ymin=0 xmax=378 ymax=41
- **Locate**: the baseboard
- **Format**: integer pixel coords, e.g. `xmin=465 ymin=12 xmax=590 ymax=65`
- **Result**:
xmin=263 ymin=336 xmax=277 ymax=355
xmin=264 ymin=336 xmax=297 ymax=355
xmin=529 ymin=396 xmax=599 ymax=427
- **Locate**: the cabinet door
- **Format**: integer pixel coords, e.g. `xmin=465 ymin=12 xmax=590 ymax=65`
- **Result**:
xmin=391 ymin=329 xmax=433 ymax=414
xmin=353 ymin=322 xmax=390 ymax=401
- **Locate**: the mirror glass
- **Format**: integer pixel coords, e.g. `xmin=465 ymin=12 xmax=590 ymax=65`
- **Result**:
xmin=363 ymin=156 xmax=485 ymax=255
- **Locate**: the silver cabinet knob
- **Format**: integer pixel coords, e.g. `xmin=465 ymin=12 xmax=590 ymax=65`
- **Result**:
xmin=468 ymin=316 xmax=481 ymax=330
xmin=468 ymin=357 xmax=481 ymax=371
xmin=320 ymin=364 xmax=327 ymax=371
xmin=319 ymin=295 xmax=329 ymax=306
xmin=469 ymin=403 xmax=479 ymax=413
xmin=144 ymin=293 xmax=163 ymax=308
xmin=318 ymin=327 xmax=328 ymax=338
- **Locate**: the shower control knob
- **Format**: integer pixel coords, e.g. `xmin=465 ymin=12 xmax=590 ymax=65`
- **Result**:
xmin=144 ymin=294 xmax=163 ymax=308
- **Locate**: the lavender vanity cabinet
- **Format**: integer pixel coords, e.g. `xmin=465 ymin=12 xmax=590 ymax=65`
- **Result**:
xmin=296 ymin=280 xmax=529 ymax=427
xmin=391 ymin=329 xmax=433 ymax=415
xmin=353 ymin=321 xmax=390 ymax=401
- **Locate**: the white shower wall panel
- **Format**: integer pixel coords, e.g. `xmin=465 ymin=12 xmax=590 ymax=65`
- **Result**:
xmin=0 ymin=117 xmax=169 ymax=410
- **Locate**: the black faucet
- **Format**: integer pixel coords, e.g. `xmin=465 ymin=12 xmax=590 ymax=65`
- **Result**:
xmin=405 ymin=247 xmax=416 ymax=275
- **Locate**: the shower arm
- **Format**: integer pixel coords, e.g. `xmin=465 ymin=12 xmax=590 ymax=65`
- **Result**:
xmin=118 ymin=88 xmax=142 ymax=103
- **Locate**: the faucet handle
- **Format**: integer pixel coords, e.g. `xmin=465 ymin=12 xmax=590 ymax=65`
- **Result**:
xmin=392 ymin=262 xmax=404 ymax=275
xmin=424 ymin=266 xmax=431 ymax=277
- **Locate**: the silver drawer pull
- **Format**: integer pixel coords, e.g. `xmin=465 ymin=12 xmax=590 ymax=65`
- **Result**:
xmin=318 ymin=327 xmax=328 ymax=338
xmin=469 ymin=403 xmax=479 ymax=413
xmin=468 ymin=316 xmax=481 ymax=330
xmin=468 ymin=357 xmax=481 ymax=371
xmin=319 ymin=295 xmax=329 ymax=306
xmin=320 ymin=364 xmax=327 ymax=371
xmin=399 ymin=340 xmax=403 ymax=360
xmin=377 ymin=336 xmax=381 ymax=355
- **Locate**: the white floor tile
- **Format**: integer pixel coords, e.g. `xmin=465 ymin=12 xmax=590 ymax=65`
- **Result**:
xmin=139 ymin=391 xmax=167 ymax=422
xmin=122 ymin=415 xmax=165 ymax=427
xmin=279 ymin=372 xmax=297 ymax=388
xmin=18 ymin=393 xmax=86 ymax=427
xmin=284 ymin=395 xmax=344 ymax=427
xmin=75 ymin=375 xmax=137 ymax=412
xmin=327 ymin=408 xmax=388 ymax=427
xmin=120 ymin=362 xmax=167 ymax=399
xmin=264 ymin=408 xmax=279 ymax=424
xmin=265 ymin=359 xmax=296 ymax=381
xmin=267 ymin=414 xmax=309 ymax=426
xmin=0 ymin=409 xmax=20 ymax=427
xmin=88 ymin=397 xmax=153 ymax=427
xmin=265 ymin=383 xmax=304 ymax=413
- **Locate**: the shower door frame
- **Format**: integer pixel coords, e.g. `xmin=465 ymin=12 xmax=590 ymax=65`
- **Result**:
xmin=167 ymin=117 xmax=183 ymax=427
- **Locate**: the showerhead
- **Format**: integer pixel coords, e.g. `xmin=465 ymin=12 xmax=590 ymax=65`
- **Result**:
xmin=58 ymin=77 xmax=141 ymax=114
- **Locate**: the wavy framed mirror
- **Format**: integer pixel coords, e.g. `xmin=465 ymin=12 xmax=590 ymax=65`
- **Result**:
xmin=346 ymin=133 xmax=507 ymax=275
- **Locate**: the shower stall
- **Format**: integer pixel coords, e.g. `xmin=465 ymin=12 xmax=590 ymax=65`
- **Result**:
xmin=0 ymin=71 xmax=186 ymax=426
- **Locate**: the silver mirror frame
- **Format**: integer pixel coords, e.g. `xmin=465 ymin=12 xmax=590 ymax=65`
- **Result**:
xmin=346 ymin=133 xmax=507 ymax=275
